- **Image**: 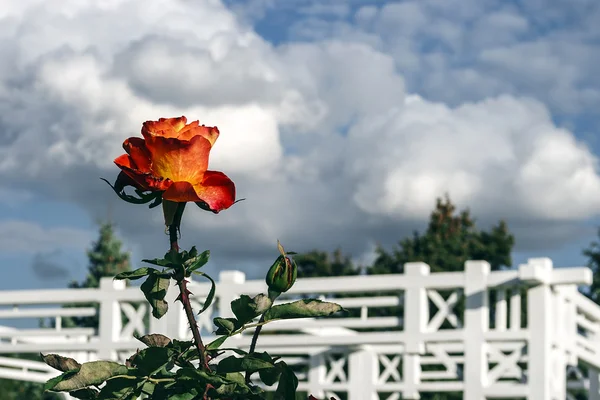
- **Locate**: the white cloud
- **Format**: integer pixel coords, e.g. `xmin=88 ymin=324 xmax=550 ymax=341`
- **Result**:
xmin=287 ymin=0 xmax=600 ymax=119
xmin=0 ymin=0 xmax=598 ymax=271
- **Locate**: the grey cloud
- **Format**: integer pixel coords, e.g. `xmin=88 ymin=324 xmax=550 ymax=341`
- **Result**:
xmin=0 ymin=0 xmax=598 ymax=280
xmin=30 ymin=250 xmax=71 ymax=280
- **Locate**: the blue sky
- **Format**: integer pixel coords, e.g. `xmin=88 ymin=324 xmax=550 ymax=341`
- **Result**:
xmin=0 ymin=0 xmax=599 ymax=290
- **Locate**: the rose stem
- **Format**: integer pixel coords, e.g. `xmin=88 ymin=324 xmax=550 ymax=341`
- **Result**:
xmin=244 ymin=314 xmax=266 ymax=383
xmin=169 ymin=203 xmax=210 ymax=371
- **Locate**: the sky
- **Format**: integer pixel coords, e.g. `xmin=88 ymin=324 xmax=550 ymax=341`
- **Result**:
xmin=0 ymin=0 xmax=599 ymax=290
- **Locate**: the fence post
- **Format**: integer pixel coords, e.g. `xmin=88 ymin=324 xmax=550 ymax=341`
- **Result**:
xmin=307 ymin=353 xmax=327 ymax=398
xmin=463 ymin=260 xmax=490 ymax=400
xmin=348 ymin=347 xmax=378 ymax=400
xmin=217 ymin=271 xmax=246 ymax=318
xmin=521 ymin=258 xmax=553 ymax=400
xmin=403 ymin=262 xmax=430 ymax=399
xmin=98 ymin=278 xmax=125 ymax=360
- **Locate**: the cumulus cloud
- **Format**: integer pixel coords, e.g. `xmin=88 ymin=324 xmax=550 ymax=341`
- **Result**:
xmin=0 ymin=0 xmax=598 ymax=275
xmin=283 ymin=0 xmax=600 ymax=120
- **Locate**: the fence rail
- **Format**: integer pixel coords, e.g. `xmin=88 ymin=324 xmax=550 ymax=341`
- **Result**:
xmin=0 ymin=258 xmax=597 ymax=399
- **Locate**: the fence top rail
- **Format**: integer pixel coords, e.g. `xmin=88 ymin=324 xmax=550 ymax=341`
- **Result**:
xmin=0 ymin=260 xmax=590 ymax=307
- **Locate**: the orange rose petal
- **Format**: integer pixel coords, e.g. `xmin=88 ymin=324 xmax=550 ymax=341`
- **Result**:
xmin=178 ymin=124 xmax=220 ymax=146
xmin=194 ymin=171 xmax=236 ymax=212
xmin=162 ymin=172 xmax=236 ymax=212
xmin=114 ymin=155 xmax=171 ymax=192
xmin=123 ymin=137 xmax=151 ymax=172
xmin=114 ymin=153 xmax=134 ymax=169
xmin=142 ymin=116 xmax=187 ymax=140
xmin=146 ymin=134 xmax=211 ymax=183
xmin=162 ymin=181 xmax=203 ymax=203
xmin=177 ymin=120 xmax=199 ymax=137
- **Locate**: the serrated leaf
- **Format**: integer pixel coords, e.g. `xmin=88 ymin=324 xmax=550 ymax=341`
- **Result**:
xmin=231 ymin=294 xmax=273 ymax=325
xmin=136 ymin=333 xmax=171 ymax=348
xmin=184 ymin=250 xmax=210 ymax=274
xmin=130 ymin=347 xmax=174 ymax=375
xmin=141 ymin=272 xmax=170 ymax=319
xmin=42 ymin=353 xmax=81 ymax=372
xmin=176 ymin=368 xmax=231 ymax=386
xmin=216 ymin=355 xmax=275 ymax=373
xmin=259 ymin=366 xmax=281 ymax=386
xmin=170 ymin=339 xmax=193 ymax=353
xmin=206 ymin=336 xmax=228 ymax=351
xmin=192 ymin=271 xmax=216 ymax=314
xmin=188 ymin=246 xmax=198 ymax=258
xmin=165 ymin=393 xmax=197 ymax=400
xmin=69 ymin=388 xmax=99 ymax=399
xmin=115 ymin=267 xmax=155 ymax=281
xmin=213 ymin=317 xmax=239 ymax=335
xmin=44 ymin=370 xmax=79 ymax=392
xmin=254 ymin=352 xmax=279 ymax=386
xmin=97 ymin=376 xmax=142 ymax=400
xmin=263 ymin=299 xmax=342 ymax=322
xmin=141 ymin=257 xmax=172 ymax=267
xmin=274 ymin=362 xmax=298 ymax=400
xmin=46 ymin=361 xmax=128 ymax=392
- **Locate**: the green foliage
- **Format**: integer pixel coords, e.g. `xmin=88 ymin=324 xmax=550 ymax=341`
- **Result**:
xmin=369 ymin=195 xmax=514 ymax=275
xmin=0 ymin=354 xmax=62 ymax=400
xmin=584 ymin=227 xmax=600 ymax=303
xmin=294 ymin=249 xmax=359 ymax=278
xmin=43 ymin=243 xmax=342 ymax=399
xmin=66 ymin=223 xmax=132 ymax=328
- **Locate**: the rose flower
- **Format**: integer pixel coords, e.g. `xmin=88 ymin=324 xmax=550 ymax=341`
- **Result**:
xmin=113 ymin=116 xmax=235 ymax=213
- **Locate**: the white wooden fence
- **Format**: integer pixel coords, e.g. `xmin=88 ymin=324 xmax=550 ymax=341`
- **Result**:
xmin=0 ymin=258 xmax=599 ymax=400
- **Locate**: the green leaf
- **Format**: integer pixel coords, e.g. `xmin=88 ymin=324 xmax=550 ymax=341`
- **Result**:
xmin=141 ymin=271 xmax=170 ymax=319
xmin=206 ymin=336 xmax=228 ymax=351
xmin=213 ymin=372 xmax=251 ymax=396
xmin=213 ymin=317 xmax=239 ymax=335
xmin=188 ymin=246 xmax=198 ymax=258
xmin=136 ymin=333 xmax=171 ymax=348
xmin=184 ymin=250 xmax=210 ymax=273
xmin=259 ymin=366 xmax=281 ymax=386
xmin=176 ymin=368 xmax=230 ymax=386
xmin=130 ymin=347 xmax=174 ymax=375
xmin=170 ymin=339 xmax=193 ymax=353
xmin=231 ymin=294 xmax=273 ymax=325
xmin=41 ymin=353 xmax=81 ymax=372
xmin=45 ymin=361 xmax=128 ymax=392
xmin=69 ymin=388 xmax=99 ymax=399
xmin=97 ymin=376 xmax=142 ymax=400
xmin=192 ymin=271 xmax=216 ymax=314
xmin=141 ymin=257 xmax=172 ymax=267
xmin=274 ymin=362 xmax=298 ymax=400
xmin=114 ymin=267 xmax=154 ymax=281
xmin=100 ymin=177 xmax=160 ymax=206
xmin=165 ymin=393 xmax=197 ymax=400
xmin=263 ymin=299 xmax=342 ymax=322
xmin=216 ymin=355 xmax=275 ymax=373
xmin=255 ymin=352 xmax=280 ymax=386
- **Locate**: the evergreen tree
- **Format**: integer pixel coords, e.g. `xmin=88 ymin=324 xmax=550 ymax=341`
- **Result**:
xmin=65 ymin=222 xmax=131 ymax=328
xmin=369 ymin=195 xmax=514 ymax=275
xmin=584 ymin=227 xmax=600 ymax=303
xmin=294 ymin=249 xmax=359 ymax=278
